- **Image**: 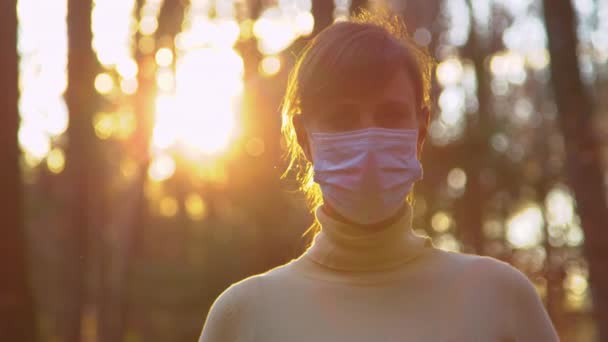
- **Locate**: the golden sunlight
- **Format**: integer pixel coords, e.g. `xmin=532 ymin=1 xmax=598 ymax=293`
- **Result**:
xmin=149 ymin=47 xmax=243 ymax=156
xmin=17 ymin=0 xmax=68 ymax=164
xmin=150 ymin=9 xmax=245 ymax=158
xmin=148 ymin=153 xmax=176 ymax=182
xmin=185 ymin=193 xmax=207 ymax=220
xmin=260 ymin=55 xmax=282 ymax=77
xmin=16 ymin=0 xmax=319 ymax=170
xmin=254 ymin=4 xmax=314 ymax=55
xmin=92 ymin=0 xmax=135 ymax=67
xmin=46 ymin=148 xmax=66 ymax=174
xmin=506 ymin=204 xmax=545 ymax=249
xmin=159 ymin=196 xmax=179 ymax=217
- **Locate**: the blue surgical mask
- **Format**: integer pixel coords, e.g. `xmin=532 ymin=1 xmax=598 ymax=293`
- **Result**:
xmin=309 ymin=127 xmax=423 ymax=225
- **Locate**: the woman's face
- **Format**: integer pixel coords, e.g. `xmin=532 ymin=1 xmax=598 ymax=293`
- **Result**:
xmin=295 ymin=68 xmax=429 ymax=159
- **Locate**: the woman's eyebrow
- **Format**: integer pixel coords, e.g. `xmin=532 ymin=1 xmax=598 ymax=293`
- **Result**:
xmin=329 ymin=99 xmax=360 ymax=107
xmin=322 ymin=101 xmax=358 ymax=113
xmin=379 ymin=99 xmax=410 ymax=108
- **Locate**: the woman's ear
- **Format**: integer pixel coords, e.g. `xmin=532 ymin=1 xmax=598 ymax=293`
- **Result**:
xmin=293 ymin=115 xmax=312 ymax=161
xmin=417 ymin=107 xmax=430 ymax=158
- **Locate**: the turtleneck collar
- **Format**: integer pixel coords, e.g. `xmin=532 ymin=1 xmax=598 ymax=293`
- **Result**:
xmin=302 ymin=202 xmax=433 ymax=272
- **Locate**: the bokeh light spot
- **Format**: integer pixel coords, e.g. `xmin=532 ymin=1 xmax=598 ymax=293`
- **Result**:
xmin=507 ymin=205 xmax=545 ymax=249
xmin=159 ymin=196 xmax=178 ymax=217
xmin=431 ymin=211 xmax=452 ymax=233
xmin=95 ymin=73 xmax=114 ymax=94
xmin=46 ymin=148 xmax=66 ymax=174
xmin=155 ymin=48 xmax=174 ymax=67
xmin=148 ymin=154 xmax=176 ymax=182
xmin=185 ymin=193 xmax=207 ymax=221
xmin=260 ymin=56 xmax=281 ymax=77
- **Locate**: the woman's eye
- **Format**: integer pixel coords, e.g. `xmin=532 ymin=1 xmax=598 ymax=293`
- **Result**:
xmin=321 ymin=104 xmax=359 ymax=131
xmin=378 ymin=111 xmax=407 ymax=127
xmin=326 ymin=113 xmax=356 ymax=131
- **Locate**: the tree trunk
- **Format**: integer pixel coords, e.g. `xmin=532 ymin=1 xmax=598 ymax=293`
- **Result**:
xmin=64 ymin=0 xmax=98 ymax=340
xmin=96 ymin=0 xmax=150 ymax=336
xmin=312 ymin=0 xmax=335 ymax=36
xmin=543 ymin=0 xmax=608 ymax=339
xmin=401 ymin=0 xmax=441 ymax=35
xmin=455 ymin=1 xmax=493 ymax=255
xmin=0 ymin=1 xmax=37 ymax=341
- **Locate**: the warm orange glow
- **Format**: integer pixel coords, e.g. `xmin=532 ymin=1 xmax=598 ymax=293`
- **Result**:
xmin=253 ymin=6 xmax=313 ymax=55
xmin=19 ymin=124 xmax=51 ymax=161
xmin=245 ymin=137 xmax=265 ymax=157
xmin=447 ymin=168 xmax=467 ymax=191
xmin=139 ymin=16 xmax=158 ymax=35
xmin=92 ymin=0 xmax=135 ymax=67
xmin=239 ymin=19 xmax=254 ymax=40
xmin=506 ymin=204 xmax=545 ymax=249
xmin=435 ymin=233 xmax=461 ymax=252
xmin=155 ymin=48 xmax=174 ymax=67
xmin=150 ymin=50 xmax=243 ymax=156
xmin=116 ymin=59 xmax=138 ymax=79
xmin=139 ymin=36 xmax=156 ymax=54
xmin=95 ymin=73 xmax=114 ymax=94
xmin=156 ymin=69 xmax=175 ymax=91
xmin=114 ymin=111 xmax=136 ymax=139
xmin=148 ymin=154 xmax=176 ymax=182
xmin=15 ymin=0 xmax=318 ymax=166
xmin=120 ymin=78 xmax=138 ymax=94
xmin=431 ymin=211 xmax=451 ymax=233
xmin=93 ymin=112 xmax=115 ymax=140
xmin=159 ymin=196 xmax=179 ymax=217
xmin=564 ymin=265 xmax=590 ymax=311
xmin=436 ymin=58 xmax=463 ymax=87
xmin=145 ymin=9 xmax=248 ymax=161
xmin=185 ymin=193 xmax=207 ymax=220
xmin=119 ymin=158 xmax=137 ymax=179
xmin=260 ymin=56 xmax=281 ymax=77
xmin=47 ymin=148 xmax=66 ymax=174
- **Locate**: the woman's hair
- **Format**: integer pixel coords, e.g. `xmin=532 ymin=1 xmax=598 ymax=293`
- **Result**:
xmin=281 ymin=9 xmax=435 ymax=244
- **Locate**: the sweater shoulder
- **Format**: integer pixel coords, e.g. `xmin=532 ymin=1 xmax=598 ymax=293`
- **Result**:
xmin=429 ymin=248 xmax=514 ymax=274
xmin=213 ymin=274 xmax=263 ymax=310
xmin=444 ymin=251 xmax=531 ymax=289
xmin=455 ymin=253 xmax=544 ymax=309
xmin=427 ymin=249 xmax=534 ymax=301
xmin=443 ymin=251 xmax=558 ymax=340
xmin=251 ymin=257 xmax=302 ymax=283
xmin=199 ymin=275 xmax=263 ymax=342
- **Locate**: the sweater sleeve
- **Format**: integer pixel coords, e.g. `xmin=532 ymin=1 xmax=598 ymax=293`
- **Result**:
xmin=505 ymin=266 xmax=560 ymax=341
xmin=199 ymin=277 xmax=260 ymax=342
xmin=485 ymin=258 xmax=560 ymax=342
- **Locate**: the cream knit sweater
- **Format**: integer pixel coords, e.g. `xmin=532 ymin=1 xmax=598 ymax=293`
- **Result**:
xmin=199 ymin=204 xmax=559 ymax=341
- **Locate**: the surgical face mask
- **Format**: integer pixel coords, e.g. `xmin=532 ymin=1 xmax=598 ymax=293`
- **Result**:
xmin=309 ymin=127 xmax=423 ymax=225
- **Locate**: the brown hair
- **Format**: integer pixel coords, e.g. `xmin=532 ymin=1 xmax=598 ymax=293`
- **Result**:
xmin=281 ymin=9 xmax=435 ymax=245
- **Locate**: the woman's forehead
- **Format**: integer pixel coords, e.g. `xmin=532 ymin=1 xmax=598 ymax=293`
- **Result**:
xmin=305 ymin=67 xmax=418 ymax=110
xmin=296 ymin=22 xmax=423 ymax=114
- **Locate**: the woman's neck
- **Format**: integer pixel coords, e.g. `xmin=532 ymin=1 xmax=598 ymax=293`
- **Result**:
xmin=302 ymin=201 xmax=433 ymax=272
xmin=321 ymin=201 xmax=409 ymax=231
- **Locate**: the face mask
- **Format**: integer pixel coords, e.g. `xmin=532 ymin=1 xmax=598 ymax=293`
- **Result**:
xmin=309 ymin=127 xmax=423 ymax=225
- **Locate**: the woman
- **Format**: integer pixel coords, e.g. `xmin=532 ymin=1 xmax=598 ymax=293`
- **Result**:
xmin=200 ymin=10 xmax=559 ymax=342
